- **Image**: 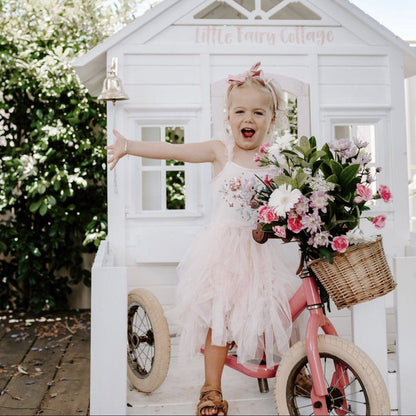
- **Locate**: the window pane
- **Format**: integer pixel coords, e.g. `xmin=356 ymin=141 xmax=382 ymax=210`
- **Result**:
xmin=270 ymin=2 xmax=321 ymax=20
xmin=334 ymin=125 xmax=352 ymax=139
xmin=142 ymin=127 xmax=161 ymax=167
xmin=142 ymin=171 xmax=162 ymax=210
xmin=166 ymin=171 xmax=185 ymax=210
xmin=357 ymin=125 xmax=376 ymax=163
xmin=262 ymin=0 xmax=284 ymax=12
xmin=194 ymin=1 xmax=248 ymax=19
xmin=235 ymin=0 xmax=255 ymax=12
xmin=166 ymin=127 xmax=185 ymax=166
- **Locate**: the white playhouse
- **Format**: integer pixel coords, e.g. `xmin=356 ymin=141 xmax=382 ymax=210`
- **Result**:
xmin=74 ymin=0 xmax=416 ymax=414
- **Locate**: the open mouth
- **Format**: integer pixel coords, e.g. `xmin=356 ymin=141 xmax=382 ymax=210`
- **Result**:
xmin=241 ymin=128 xmax=255 ymax=138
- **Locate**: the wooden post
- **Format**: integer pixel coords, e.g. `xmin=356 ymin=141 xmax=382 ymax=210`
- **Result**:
xmin=90 ymin=241 xmax=127 ymax=415
xmin=394 ymin=256 xmax=416 ymax=415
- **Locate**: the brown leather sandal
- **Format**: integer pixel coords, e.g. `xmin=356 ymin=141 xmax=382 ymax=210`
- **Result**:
xmin=196 ymin=385 xmax=228 ymax=415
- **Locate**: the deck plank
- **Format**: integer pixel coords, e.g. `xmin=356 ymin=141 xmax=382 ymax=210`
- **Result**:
xmin=0 ymin=311 xmax=90 ymax=416
xmin=0 ymin=318 xmax=37 ymax=393
xmin=40 ymin=327 xmax=90 ymax=415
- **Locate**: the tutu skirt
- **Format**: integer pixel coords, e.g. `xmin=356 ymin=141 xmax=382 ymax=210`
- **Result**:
xmin=176 ymin=222 xmax=302 ymax=368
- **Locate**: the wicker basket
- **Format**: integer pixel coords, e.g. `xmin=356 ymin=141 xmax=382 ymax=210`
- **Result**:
xmin=307 ymin=236 xmax=397 ymax=309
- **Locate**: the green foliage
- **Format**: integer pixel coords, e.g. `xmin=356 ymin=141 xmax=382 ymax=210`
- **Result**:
xmin=0 ymin=0 xmax=144 ymax=311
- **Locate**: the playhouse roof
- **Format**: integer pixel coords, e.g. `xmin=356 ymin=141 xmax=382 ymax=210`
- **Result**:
xmin=74 ymin=0 xmax=416 ymax=95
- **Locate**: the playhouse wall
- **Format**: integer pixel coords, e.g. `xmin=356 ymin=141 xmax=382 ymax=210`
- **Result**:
xmin=103 ymin=0 xmax=410 ymax=349
xmin=105 ymin=45 xmax=405 ymax=344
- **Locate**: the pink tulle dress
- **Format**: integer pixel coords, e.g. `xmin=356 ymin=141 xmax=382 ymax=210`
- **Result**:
xmin=176 ymin=148 xmax=302 ymax=367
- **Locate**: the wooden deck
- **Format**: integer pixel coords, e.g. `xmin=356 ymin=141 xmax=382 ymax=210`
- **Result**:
xmin=0 ymin=310 xmax=90 ymax=416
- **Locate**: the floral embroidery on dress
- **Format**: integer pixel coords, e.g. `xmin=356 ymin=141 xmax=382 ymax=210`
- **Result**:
xmin=219 ymin=172 xmax=264 ymax=222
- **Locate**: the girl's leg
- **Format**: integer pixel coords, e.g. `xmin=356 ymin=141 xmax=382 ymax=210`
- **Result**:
xmin=204 ymin=328 xmax=229 ymax=387
xmin=199 ymin=328 xmax=229 ymax=416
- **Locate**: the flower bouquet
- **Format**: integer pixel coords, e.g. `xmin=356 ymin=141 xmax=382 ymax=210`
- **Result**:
xmin=253 ymin=134 xmax=396 ymax=308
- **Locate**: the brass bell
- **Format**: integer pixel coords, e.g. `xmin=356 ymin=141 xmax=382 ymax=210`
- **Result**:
xmin=98 ymin=57 xmax=129 ymax=104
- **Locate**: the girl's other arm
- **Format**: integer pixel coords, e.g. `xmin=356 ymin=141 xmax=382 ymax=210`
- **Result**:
xmin=106 ymin=129 xmax=225 ymax=171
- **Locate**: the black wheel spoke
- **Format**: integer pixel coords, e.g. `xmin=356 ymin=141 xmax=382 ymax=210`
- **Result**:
xmin=127 ymin=303 xmax=156 ymax=379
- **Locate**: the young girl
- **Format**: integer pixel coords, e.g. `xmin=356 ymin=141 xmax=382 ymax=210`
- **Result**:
xmin=106 ymin=62 xmax=301 ymax=416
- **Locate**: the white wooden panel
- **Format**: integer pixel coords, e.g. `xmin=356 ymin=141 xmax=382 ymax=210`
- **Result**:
xmin=320 ymin=85 xmax=389 ymax=105
xmin=135 ymin=226 xmax=204 ymax=263
xmin=210 ymin=54 xmax=309 ymax=67
xmin=319 ymin=66 xmax=389 ymax=85
xmin=90 ymin=241 xmax=127 ymax=415
xmin=319 ymin=54 xmax=388 ymax=67
xmin=211 ymin=66 xmax=310 ymax=83
xmin=125 ymin=65 xmax=201 ymax=85
xmin=124 ymin=54 xmax=200 ymax=66
xmin=394 ymin=257 xmax=416 ymax=415
xmin=123 ymin=85 xmax=201 ymax=104
xmin=127 ymin=264 xmax=179 ymax=286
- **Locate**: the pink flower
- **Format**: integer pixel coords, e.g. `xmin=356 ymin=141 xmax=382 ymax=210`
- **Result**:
xmin=288 ymin=215 xmax=303 ymax=233
xmin=294 ymin=196 xmax=309 ymax=216
xmin=259 ymin=142 xmax=270 ymax=154
xmin=378 ymin=185 xmax=392 ymax=202
xmin=272 ymin=225 xmax=286 ymax=238
xmin=331 ymin=236 xmax=349 ymax=253
xmin=356 ymin=183 xmax=372 ymax=201
xmin=254 ymin=153 xmax=261 ymax=163
xmin=310 ymin=191 xmax=329 ymax=213
xmin=354 ymin=196 xmax=364 ymax=203
xmin=263 ymin=175 xmax=273 ymax=187
xmin=373 ymin=215 xmax=386 ymax=229
xmin=258 ymin=206 xmax=279 ymax=224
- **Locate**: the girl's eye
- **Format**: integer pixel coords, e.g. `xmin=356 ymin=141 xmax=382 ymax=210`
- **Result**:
xmin=255 ymin=111 xmax=264 ymax=116
xmin=235 ymin=110 xmax=244 ymax=114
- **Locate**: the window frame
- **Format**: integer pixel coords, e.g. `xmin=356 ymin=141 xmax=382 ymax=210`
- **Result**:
xmin=123 ymin=106 xmax=203 ymax=219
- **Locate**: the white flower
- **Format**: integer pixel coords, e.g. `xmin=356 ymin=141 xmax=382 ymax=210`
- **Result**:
xmin=307 ymin=175 xmax=336 ymax=193
xmin=277 ymin=132 xmax=295 ymax=148
xmin=268 ymin=184 xmax=302 ymax=216
xmin=329 ymin=138 xmax=354 ymax=152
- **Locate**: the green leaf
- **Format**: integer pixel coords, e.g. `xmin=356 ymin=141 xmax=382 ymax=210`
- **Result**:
xmin=273 ymin=175 xmax=295 ymax=187
xmin=299 ymin=136 xmax=310 ymax=152
xmin=29 ymin=199 xmax=43 ymax=213
xmin=47 ymin=195 xmax=56 ymax=206
xmin=329 ymin=160 xmax=343 ymax=176
xmin=326 ymin=174 xmax=338 ymax=184
xmin=339 ymin=164 xmax=360 ymax=186
xmin=318 ymin=247 xmax=334 ymax=263
xmin=39 ymin=203 xmax=48 ymax=216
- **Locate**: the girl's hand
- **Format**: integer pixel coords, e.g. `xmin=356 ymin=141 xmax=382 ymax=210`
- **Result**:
xmin=105 ymin=129 xmax=128 ymax=170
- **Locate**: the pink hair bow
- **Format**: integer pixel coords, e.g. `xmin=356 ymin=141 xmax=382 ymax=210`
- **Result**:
xmin=227 ymin=61 xmax=266 ymax=86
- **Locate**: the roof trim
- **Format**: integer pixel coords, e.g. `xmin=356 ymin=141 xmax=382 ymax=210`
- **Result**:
xmin=73 ymin=0 xmax=416 ymax=88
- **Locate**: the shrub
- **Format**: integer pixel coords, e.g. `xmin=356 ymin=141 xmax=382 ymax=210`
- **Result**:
xmin=0 ymin=0 xmax=148 ymax=311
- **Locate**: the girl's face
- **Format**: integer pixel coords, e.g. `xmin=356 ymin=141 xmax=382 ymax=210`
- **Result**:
xmin=228 ymin=84 xmax=275 ymax=152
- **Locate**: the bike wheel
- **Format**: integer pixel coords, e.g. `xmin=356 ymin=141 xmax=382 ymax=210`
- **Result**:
xmin=275 ymin=335 xmax=390 ymax=415
xmin=127 ymin=288 xmax=170 ymax=393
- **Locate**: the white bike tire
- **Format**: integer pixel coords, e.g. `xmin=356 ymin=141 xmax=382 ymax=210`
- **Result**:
xmin=275 ymin=334 xmax=390 ymax=415
xmin=127 ymin=288 xmax=171 ymax=393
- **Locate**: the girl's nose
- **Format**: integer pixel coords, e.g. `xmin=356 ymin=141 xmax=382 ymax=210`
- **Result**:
xmin=244 ymin=113 xmax=254 ymax=122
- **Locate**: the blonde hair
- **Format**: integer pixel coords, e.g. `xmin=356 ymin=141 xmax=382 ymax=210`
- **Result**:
xmin=226 ymin=77 xmax=280 ymax=117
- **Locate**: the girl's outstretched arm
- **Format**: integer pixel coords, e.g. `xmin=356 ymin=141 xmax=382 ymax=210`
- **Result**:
xmin=106 ymin=129 xmax=225 ymax=171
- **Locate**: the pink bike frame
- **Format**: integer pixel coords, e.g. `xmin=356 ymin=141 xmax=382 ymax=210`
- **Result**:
xmin=220 ymin=268 xmax=348 ymax=415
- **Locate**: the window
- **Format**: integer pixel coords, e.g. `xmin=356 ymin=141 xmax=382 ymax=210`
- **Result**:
xmin=139 ymin=126 xmax=186 ymax=211
xmin=332 ymin=122 xmax=378 ymax=192
xmin=194 ymin=0 xmax=321 ymax=20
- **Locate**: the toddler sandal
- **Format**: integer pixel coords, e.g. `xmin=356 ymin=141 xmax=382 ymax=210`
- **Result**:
xmin=196 ymin=385 xmax=228 ymax=415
